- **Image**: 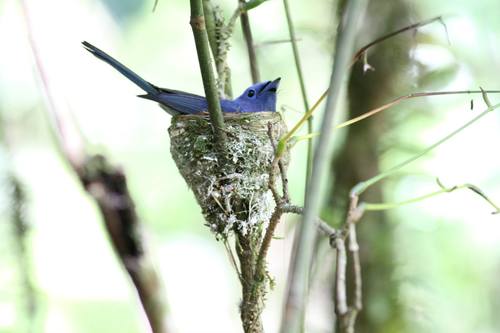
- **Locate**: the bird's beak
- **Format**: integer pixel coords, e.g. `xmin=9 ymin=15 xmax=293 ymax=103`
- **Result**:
xmin=268 ymin=77 xmax=281 ymax=92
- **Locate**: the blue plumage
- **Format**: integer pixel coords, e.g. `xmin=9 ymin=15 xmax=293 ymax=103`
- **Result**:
xmin=82 ymin=41 xmax=280 ymax=115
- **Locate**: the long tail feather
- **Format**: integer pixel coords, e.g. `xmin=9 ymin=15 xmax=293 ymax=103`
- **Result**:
xmin=82 ymin=41 xmax=157 ymax=95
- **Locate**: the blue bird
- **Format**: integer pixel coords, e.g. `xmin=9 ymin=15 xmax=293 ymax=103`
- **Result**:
xmin=82 ymin=41 xmax=280 ymax=115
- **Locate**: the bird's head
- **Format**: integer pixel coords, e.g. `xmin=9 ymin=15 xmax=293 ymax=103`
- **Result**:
xmin=234 ymin=78 xmax=280 ymax=112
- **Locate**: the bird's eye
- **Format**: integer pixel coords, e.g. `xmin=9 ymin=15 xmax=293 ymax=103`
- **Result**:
xmin=247 ymin=90 xmax=255 ymax=98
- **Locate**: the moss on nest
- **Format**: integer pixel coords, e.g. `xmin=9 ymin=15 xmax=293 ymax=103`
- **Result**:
xmin=168 ymin=112 xmax=288 ymax=239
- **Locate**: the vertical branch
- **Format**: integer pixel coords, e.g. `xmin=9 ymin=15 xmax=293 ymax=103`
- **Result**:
xmin=235 ymin=231 xmax=265 ymax=333
xmin=282 ymin=0 xmax=313 ymax=182
xmin=203 ymin=0 xmax=225 ymax=97
xmin=334 ymin=237 xmax=348 ymax=317
xmin=203 ymin=0 xmax=218 ymax=60
xmin=204 ymin=0 xmax=234 ymax=98
xmin=190 ymin=0 xmax=227 ymax=152
xmin=239 ymin=1 xmax=260 ymax=82
xmin=279 ymin=1 xmax=368 ymax=332
xmin=81 ymin=156 xmax=168 ymax=333
xmin=334 ymin=196 xmax=364 ymax=333
xmin=348 ymin=223 xmax=362 ymax=311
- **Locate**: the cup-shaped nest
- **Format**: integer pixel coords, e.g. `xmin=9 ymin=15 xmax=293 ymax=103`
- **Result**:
xmin=168 ymin=112 xmax=288 ymax=239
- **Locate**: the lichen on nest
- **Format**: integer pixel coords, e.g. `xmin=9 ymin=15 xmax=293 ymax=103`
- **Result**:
xmin=168 ymin=112 xmax=288 ymax=239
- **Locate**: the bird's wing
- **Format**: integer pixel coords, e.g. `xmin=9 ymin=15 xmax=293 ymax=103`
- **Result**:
xmin=155 ymin=87 xmax=208 ymax=115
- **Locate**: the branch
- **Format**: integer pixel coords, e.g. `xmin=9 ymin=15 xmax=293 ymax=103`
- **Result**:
xmin=362 ymin=178 xmax=500 ymax=214
xmin=190 ymin=0 xmax=227 ymax=153
xmin=239 ymin=0 xmax=260 ymax=82
xmin=282 ymin=0 xmax=313 ymax=184
xmin=254 ymin=123 xmax=292 ymax=280
xmin=243 ymin=0 xmax=270 ymax=11
xmin=351 ymin=101 xmax=500 ymax=196
xmin=279 ymin=1 xmax=368 ymax=332
xmin=283 ymin=204 xmax=337 ymax=240
xmin=254 ymin=38 xmax=302 ymax=48
xmin=335 ymin=195 xmax=364 ymax=333
xmin=335 ymin=89 xmax=500 ymax=129
xmin=278 ymin=16 xmax=452 ymax=149
xmin=351 ymin=15 xmax=447 ymax=67
xmin=287 ymin=89 xmax=500 ymax=146
xmin=204 ymin=0 xmax=234 ymax=98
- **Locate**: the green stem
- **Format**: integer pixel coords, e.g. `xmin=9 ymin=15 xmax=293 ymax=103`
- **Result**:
xmin=289 ymin=89 xmax=500 ymax=145
xmin=364 ymin=188 xmax=451 ymax=211
xmin=279 ymin=1 xmax=368 ymax=332
xmin=239 ymin=0 xmax=260 ymax=82
xmin=363 ymin=183 xmax=500 ymax=213
xmin=190 ymin=0 xmax=227 ymax=152
xmin=282 ymin=0 xmax=313 ymax=184
xmin=244 ymin=0 xmax=270 ymax=11
xmin=351 ymin=102 xmax=500 ymax=196
xmin=203 ymin=0 xmax=218 ymax=60
xmin=276 ymin=90 xmax=328 ymax=156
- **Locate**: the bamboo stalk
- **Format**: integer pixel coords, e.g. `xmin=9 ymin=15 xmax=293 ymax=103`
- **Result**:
xmin=282 ymin=0 xmax=313 ymax=182
xmin=190 ymin=0 xmax=227 ymax=153
xmin=239 ymin=0 xmax=260 ymax=83
xmin=279 ymin=1 xmax=368 ymax=332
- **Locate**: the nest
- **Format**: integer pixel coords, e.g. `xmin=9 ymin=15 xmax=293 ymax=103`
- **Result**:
xmin=168 ymin=112 xmax=288 ymax=239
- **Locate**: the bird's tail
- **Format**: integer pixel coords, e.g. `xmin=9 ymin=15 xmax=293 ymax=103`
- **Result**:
xmin=82 ymin=41 xmax=157 ymax=96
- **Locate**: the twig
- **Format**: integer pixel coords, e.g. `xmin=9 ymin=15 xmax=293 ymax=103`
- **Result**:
xmin=278 ymin=16 xmax=451 ymax=149
xmin=239 ymin=0 xmax=260 ymax=82
xmin=282 ymin=204 xmax=337 ymax=240
xmin=266 ymin=122 xmax=290 ymax=202
xmin=254 ymin=123 xmax=291 ymax=280
xmin=224 ymin=239 xmax=242 ymax=279
xmin=279 ymin=1 xmax=368 ymax=332
xmin=204 ymin=0 xmax=234 ymax=98
xmin=334 ymin=236 xmax=348 ymax=317
xmin=276 ymin=89 xmax=326 ymax=157
xmin=203 ymin=0 xmax=218 ymax=62
xmin=255 ymin=204 xmax=285 ymax=281
xmin=287 ymin=89 xmax=500 ymax=146
xmin=362 ymin=179 xmax=500 ymax=214
xmin=244 ymin=0 xmax=270 ymax=11
xmin=336 ymin=89 xmax=500 ymax=129
xmin=282 ymin=0 xmax=313 ymax=185
xmin=335 ymin=195 xmax=365 ymax=333
xmin=331 ymin=92 xmax=500 ymax=333
xmin=351 ymin=15 xmax=446 ymax=67
xmin=254 ymin=38 xmax=302 ymax=48
xmin=351 ymin=101 xmax=500 ymax=196
xmin=348 ymin=223 xmax=362 ymax=311
xmin=190 ymin=0 xmax=227 ymax=154
xmin=202 ymin=0 xmax=269 ymax=100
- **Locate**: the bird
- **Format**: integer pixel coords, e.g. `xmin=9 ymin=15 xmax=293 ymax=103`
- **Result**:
xmin=82 ymin=41 xmax=280 ymax=115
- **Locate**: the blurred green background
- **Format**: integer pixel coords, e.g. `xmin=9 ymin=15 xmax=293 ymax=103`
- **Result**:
xmin=1 ymin=0 xmax=499 ymax=332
